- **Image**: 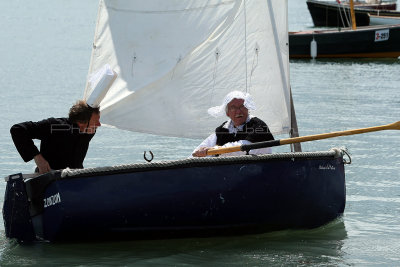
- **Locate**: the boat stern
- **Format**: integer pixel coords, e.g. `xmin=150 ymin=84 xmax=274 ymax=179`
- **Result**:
xmin=3 ymin=173 xmax=35 ymax=243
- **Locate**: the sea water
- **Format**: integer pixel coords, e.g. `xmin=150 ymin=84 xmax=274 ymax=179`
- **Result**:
xmin=0 ymin=0 xmax=399 ymax=265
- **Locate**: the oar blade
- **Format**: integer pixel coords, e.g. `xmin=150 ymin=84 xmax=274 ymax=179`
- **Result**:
xmin=388 ymin=121 xmax=400 ymax=130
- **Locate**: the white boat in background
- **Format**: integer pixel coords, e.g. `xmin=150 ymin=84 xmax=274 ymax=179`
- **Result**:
xmin=369 ymin=15 xmax=400 ymax=25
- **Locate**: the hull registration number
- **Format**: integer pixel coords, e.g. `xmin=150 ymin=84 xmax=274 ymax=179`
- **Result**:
xmin=44 ymin=192 xmax=61 ymax=208
xmin=375 ymin=29 xmax=389 ymax=42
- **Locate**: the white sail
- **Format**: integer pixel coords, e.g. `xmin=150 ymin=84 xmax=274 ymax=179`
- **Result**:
xmin=84 ymin=0 xmax=290 ymax=138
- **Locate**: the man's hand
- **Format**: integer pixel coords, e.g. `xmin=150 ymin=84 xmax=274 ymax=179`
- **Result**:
xmin=34 ymin=154 xmax=51 ymax=174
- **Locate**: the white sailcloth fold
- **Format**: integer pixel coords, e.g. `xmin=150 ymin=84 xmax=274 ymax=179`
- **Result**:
xmin=85 ymin=64 xmax=117 ymax=108
xmin=84 ymin=0 xmax=290 ymax=138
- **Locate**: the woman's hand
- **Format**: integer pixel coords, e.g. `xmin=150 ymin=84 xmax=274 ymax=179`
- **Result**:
xmin=192 ymin=147 xmax=209 ymax=157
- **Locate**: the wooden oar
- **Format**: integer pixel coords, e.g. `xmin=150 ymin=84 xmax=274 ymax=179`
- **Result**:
xmin=206 ymin=121 xmax=400 ymax=156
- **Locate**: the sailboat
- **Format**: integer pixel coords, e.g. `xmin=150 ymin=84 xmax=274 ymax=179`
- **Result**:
xmin=289 ymin=0 xmax=400 ymax=58
xmin=1 ymin=0 xmax=362 ymax=243
xmin=306 ymin=0 xmax=399 ymax=27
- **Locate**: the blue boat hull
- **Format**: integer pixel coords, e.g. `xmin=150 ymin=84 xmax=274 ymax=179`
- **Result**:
xmin=3 ymin=151 xmax=346 ymax=242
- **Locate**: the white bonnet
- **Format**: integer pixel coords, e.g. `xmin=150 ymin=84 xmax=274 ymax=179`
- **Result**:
xmin=207 ymin=91 xmax=256 ymax=118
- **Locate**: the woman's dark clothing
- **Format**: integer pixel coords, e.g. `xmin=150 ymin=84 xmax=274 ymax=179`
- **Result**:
xmin=215 ymin=117 xmax=274 ymax=146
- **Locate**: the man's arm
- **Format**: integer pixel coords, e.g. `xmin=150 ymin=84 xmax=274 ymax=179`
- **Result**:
xmin=10 ymin=119 xmax=53 ymax=162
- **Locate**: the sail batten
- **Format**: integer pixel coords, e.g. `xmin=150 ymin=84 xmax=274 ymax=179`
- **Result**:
xmin=85 ymin=0 xmax=290 ymax=138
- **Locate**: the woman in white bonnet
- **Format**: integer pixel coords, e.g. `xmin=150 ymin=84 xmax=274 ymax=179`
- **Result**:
xmin=192 ymin=91 xmax=274 ymax=157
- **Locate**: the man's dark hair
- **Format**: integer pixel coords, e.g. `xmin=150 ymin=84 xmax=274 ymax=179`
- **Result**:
xmin=68 ymin=100 xmax=100 ymax=124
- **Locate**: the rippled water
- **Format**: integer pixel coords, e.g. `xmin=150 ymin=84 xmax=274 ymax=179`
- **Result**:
xmin=0 ymin=0 xmax=399 ymax=265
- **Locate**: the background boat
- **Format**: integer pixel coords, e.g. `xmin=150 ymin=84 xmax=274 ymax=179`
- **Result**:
xmin=343 ymin=0 xmax=397 ymax=10
xmin=369 ymin=14 xmax=400 ymax=24
xmin=289 ymin=24 xmax=400 ymax=58
xmin=307 ymin=0 xmax=400 ymax=27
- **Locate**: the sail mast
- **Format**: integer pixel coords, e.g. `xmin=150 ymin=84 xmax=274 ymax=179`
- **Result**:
xmin=290 ymin=88 xmax=301 ymax=152
xmin=349 ymin=0 xmax=357 ymax=30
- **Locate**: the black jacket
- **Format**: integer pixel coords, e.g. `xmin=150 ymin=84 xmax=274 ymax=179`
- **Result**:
xmin=215 ymin=117 xmax=274 ymax=146
xmin=10 ymin=117 xmax=95 ymax=170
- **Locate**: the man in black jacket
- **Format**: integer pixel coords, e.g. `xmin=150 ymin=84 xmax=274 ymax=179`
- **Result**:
xmin=10 ymin=100 xmax=101 ymax=174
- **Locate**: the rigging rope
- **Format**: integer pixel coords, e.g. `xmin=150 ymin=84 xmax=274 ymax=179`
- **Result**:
xmin=339 ymin=2 xmax=351 ymax=27
xmin=244 ymin=0 xmax=248 ymax=93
